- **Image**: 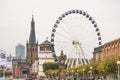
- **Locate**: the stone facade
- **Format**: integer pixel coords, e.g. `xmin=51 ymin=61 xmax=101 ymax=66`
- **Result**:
xmin=93 ymin=38 xmax=120 ymax=61
xmin=12 ymin=58 xmax=29 ymax=78
xmin=38 ymin=39 xmax=54 ymax=76
xmin=26 ymin=15 xmax=38 ymax=65
xmin=26 ymin=44 xmax=38 ymax=65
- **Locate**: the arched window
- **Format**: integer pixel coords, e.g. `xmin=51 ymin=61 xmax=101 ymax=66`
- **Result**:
xmin=33 ymin=48 xmax=34 ymax=52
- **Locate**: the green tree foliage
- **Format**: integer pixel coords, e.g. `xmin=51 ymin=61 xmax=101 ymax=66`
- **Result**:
xmin=97 ymin=60 xmax=106 ymax=75
xmin=0 ymin=70 xmax=12 ymax=77
xmin=104 ymin=58 xmax=117 ymax=74
xmin=45 ymin=69 xmax=58 ymax=77
xmin=44 ymin=57 xmax=120 ymax=78
xmin=5 ymin=70 xmax=12 ymax=77
xmin=43 ymin=62 xmax=59 ymax=73
xmin=31 ymin=72 xmax=37 ymax=76
xmin=0 ymin=70 xmax=3 ymax=77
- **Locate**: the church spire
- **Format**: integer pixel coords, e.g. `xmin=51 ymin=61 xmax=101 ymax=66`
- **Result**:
xmin=29 ymin=14 xmax=36 ymax=44
xmin=32 ymin=12 xmax=34 ymax=22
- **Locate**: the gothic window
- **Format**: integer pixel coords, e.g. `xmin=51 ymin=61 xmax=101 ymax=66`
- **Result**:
xmin=33 ymin=48 xmax=34 ymax=52
xmin=36 ymin=48 xmax=37 ymax=52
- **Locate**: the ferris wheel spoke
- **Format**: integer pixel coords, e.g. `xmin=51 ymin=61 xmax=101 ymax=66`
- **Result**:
xmin=55 ymin=41 xmax=71 ymax=43
xmin=79 ymin=45 xmax=88 ymax=64
xmin=61 ymin=14 xmax=83 ymax=39
xmin=82 ymin=46 xmax=93 ymax=59
xmin=58 ymin=22 xmax=77 ymax=40
xmin=76 ymin=46 xmax=84 ymax=65
xmin=80 ymin=42 xmax=96 ymax=48
xmin=79 ymin=45 xmax=86 ymax=59
xmin=69 ymin=45 xmax=77 ymax=58
xmin=55 ymin=31 xmax=73 ymax=41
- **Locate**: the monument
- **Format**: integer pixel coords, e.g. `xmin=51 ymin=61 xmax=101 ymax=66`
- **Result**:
xmin=58 ymin=51 xmax=66 ymax=80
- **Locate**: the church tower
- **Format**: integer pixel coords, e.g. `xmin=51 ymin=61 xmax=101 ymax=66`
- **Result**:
xmin=26 ymin=15 xmax=38 ymax=65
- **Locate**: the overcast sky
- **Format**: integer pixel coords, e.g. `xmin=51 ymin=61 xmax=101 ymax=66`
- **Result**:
xmin=0 ymin=0 xmax=120 ymax=57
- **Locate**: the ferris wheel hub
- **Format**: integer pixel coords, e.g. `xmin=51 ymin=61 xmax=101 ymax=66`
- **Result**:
xmin=72 ymin=40 xmax=81 ymax=45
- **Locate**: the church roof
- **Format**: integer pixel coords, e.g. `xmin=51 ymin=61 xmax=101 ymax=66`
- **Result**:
xmin=29 ymin=15 xmax=36 ymax=45
xmin=41 ymin=40 xmax=52 ymax=45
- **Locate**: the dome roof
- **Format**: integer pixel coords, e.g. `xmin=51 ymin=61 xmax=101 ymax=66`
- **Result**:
xmin=40 ymin=40 xmax=52 ymax=45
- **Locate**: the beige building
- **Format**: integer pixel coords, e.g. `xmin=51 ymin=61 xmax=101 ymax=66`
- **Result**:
xmin=93 ymin=38 xmax=120 ymax=61
xmin=38 ymin=39 xmax=54 ymax=76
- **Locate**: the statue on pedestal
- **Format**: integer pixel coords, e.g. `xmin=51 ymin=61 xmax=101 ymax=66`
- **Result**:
xmin=58 ymin=50 xmax=66 ymax=80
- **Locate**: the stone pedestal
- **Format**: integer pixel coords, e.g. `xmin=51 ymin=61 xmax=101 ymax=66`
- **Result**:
xmin=58 ymin=51 xmax=66 ymax=80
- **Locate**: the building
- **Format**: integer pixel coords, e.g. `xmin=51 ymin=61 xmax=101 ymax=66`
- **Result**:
xmin=32 ymin=60 xmax=39 ymax=73
xmin=0 ymin=50 xmax=12 ymax=73
xmin=12 ymin=57 xmax=30 ymax=78
xmin=93 ymin=38 xmax=120 ymax=61
xmin=16 ymin=44 xmax=25 ymax=59
xmin=0 ymin=49 xmax=6 ymax=60
xmin=38 ymin=39 xmax=54 ymax=76
xmin=93 ymin=45 xmax=103 ymax=61
xmin=26 ymin=15 xmax=38 ymax=66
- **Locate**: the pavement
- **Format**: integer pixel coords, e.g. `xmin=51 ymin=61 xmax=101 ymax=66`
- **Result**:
xmin=13 ymin=79 xmax=25 ymax=80
xmin=0 ymin=78 xmax=24 ymax=80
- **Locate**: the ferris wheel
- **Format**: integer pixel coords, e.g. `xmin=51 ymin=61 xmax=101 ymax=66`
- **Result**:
xmin=51 ymin=10 xmax=102 ymax=68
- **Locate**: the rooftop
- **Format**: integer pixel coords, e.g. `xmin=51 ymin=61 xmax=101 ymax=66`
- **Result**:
xmin=40 ymin=40 xmax=52 ymax=45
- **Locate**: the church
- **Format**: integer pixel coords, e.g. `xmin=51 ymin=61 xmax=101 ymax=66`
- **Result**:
xmin=26 ymin=15 xmax=54 ymax=76
xmin=26 ymin=15 xmax=38 ymax=65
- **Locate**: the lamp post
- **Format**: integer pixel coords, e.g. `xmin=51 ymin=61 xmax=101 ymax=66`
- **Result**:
xmin=71 ymin=70 xmax=74 ymax=80
xmin=76 ymin=69 xmax=79 ymax=79
xmin=83 ymin=68 xmax=85 ymax=79
xmin=117 ymin=61 xmax=120 ymax=80
xmin=71 ymin=70 xmax=74 ymax=76
xmin=90 ymin=66 xmax=93 ymax=80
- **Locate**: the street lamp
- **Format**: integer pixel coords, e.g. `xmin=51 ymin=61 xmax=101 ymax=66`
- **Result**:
xmin=76 ymin=69 xmax=79 ymax=79
xmin=71 ymin=70 xmax=74 ymax=75
xmin=71 ymin=70 xmax=74 ymax=80
xmin=90 ymin=66 xmax=93 ymax=80
xmin=66 ymin=70 xmax=69 ymax=76
xmin=90 ymin=66 xmax=93 ymax=70
xmin=83 ymin=68 xmax=85 ymax=79
xmin=117 ymin=61 xmax=120 ymax=80
xmin=77 ymin=69 xmax=79 ymax=75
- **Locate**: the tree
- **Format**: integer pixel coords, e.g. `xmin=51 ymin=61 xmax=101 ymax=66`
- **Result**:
xmin=5 ymin=70 xmax=12 ymax=77
xmin=97 ymin=60 xmax=106 ymax=74
xmin=0 ymin=70 xmax=3 ymax=77
xmin=31 ymin=72 xmax=37 ymax=76
xmin=0 ymin=70 xmax=12 ymax=77
xmin=104 ymin=58 xmax=117 ymax=75
xmin=43 ymin=62 xmax=59 ymax=73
